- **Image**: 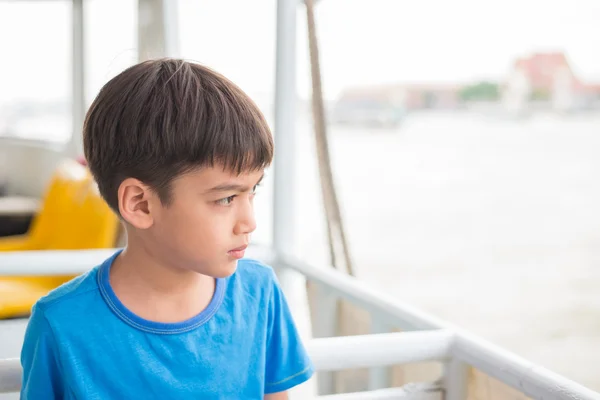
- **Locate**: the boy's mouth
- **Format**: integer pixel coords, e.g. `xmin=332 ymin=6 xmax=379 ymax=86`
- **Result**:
xmin=228 ymin=245 xmax=247 ymax=259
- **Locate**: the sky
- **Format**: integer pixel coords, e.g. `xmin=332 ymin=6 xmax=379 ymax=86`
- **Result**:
xmin=0 ymin=0 xmax=599 ymax=104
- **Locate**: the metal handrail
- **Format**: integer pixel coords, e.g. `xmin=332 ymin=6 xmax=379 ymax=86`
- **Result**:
xmin=1 ymin=331 xmax=450 ymax=394
xmin=281 ymin=255 xmax=600 ymax=400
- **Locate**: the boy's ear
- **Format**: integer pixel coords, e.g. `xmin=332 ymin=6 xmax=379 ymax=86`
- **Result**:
xmin=117 ymin=178 xmax=157 ymax=229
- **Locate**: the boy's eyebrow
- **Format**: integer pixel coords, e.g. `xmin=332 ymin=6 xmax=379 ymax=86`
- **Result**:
xmin=204 ymin=173 xmax=264 ymax=193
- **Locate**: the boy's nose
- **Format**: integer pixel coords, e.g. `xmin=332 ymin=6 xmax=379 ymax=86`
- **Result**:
xmin=234 ymin=200 xmax=256 ymax=235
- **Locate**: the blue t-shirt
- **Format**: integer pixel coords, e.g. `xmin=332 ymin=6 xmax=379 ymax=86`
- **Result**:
xmin=20 ymin=250 xmax=314 ymax=399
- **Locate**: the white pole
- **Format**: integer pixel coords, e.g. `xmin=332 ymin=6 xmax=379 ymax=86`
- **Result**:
xmin=368 ymin=317 xmax=392 ymax=390
xmin=69 ymin=0 xmax=85 ymax=158
xmin=137 ymin=0 xmax=179 ymax=61
xmin=273 ymin=0 xmax=317 ymax=397
xmin=273 ymin=0 xmax=297 ymax=257
xmin=443 ymin=359 xmax=468 ymax=400
xmin=162 ymin=0 xmax=179 ymax=58
xmin=309 ymin=331 xmax=453 ymax=372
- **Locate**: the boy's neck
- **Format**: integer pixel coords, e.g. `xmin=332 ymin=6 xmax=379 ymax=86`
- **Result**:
xmin=109 ymin=245 xmax=216 ymax=324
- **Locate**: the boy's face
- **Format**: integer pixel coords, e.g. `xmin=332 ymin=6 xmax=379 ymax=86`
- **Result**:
xmin=145 ymin=166 xmax=264 ymax=278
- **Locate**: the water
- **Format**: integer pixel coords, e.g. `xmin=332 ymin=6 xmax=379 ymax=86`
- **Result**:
xmin=2 ymin=110 xmax=600 ymax=393
xmin=289 ymin=110 xmax=600 ymax=390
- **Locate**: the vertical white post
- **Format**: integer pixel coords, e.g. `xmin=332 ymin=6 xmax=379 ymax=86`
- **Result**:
xmin=311 ymin=284 xmax=337 ymax=395
xmin=138 ymin=0 xmax=179 ymax=61
xmin=273 ymin=0 xmax=317 ymax=397
xmin=444 ymin=359 xmax=468 ymax=400
xmin=273 ymin=0 xmax=297 ymax=256
xmin=273 ymin=0 xmax=300 ymax=293
xmin=69 ymin=0 xmax=85 ymax=158
xmin=368 ymin=316 xmax=392 ymax=390
xmin=162 ymin=0 xmax=179 ymax=58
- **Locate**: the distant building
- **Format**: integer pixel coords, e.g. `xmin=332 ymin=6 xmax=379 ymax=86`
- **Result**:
xmin=400 ymin=84 xmax=462 ymax=110
xmin=329 ymin=86 xmax=405 ymax=127
xmin=503 ymin=52 xmax=600 ymax=112
xmin=331 ymin=83 xmax=462 ymax=126
xmin=332 ymin=52 xmax=600 ymax=123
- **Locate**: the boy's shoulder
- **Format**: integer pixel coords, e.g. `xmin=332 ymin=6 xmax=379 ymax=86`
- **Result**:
xmin=32 ymin=257 xmax=281 ymax=319
xmin=33 ymin=267 xmax=100 ymax=317
xmin=235 ymin=257 xmax=277 ymax=279
xmin=230 ymin=258 xmax=281 ymax=295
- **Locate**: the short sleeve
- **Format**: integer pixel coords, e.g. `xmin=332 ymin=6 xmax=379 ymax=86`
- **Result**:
xmin=20 ymin=304 xmax=64 ymax=399
xmin=264 ymin=271 xmax=314 ymax=394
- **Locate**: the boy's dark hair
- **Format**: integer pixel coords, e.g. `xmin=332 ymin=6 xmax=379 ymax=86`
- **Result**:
xmin=83 ymin=58 xmax=273 ymax=213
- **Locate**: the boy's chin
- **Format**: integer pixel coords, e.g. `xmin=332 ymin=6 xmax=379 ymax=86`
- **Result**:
xmin=205 ymin=260 xmax=239 ymax=278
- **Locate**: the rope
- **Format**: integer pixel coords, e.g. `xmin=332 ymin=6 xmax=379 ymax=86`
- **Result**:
xmin=305 ymin=0 xmax=355 ymax=277
xmin=305 ymin=5 xmax=370 ymax=391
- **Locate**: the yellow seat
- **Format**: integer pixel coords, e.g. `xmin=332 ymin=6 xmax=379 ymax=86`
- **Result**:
xmin=0 ymin=158 xmax=120 ymax=319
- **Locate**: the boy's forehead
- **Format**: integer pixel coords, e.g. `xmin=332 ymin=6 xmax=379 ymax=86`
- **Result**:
xmin=180 ymin=165 xmax=264 ymax=187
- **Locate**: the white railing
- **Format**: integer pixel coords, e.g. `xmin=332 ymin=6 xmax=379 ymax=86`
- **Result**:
xmin=1 ymin=248 xmax=600 ymax=400
xmin=0 ymin=331 xmax=448 ymax=399
xmin=282 ymin=255 xmax=600 ymax=400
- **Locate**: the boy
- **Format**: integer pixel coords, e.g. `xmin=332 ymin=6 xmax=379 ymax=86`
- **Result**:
xmin=20 ymin=59 xmax=314 ymax=399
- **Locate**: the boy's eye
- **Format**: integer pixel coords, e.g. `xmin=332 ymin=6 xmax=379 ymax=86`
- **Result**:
xmin=215 ymin=184 xmax=260 ymax=206
xmin=216 ymin=195 xmax=236 ymax=206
